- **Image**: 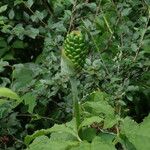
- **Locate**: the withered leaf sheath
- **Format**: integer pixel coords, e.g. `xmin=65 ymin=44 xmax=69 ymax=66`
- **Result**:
xmin=63 ymin=31 xmax=87 ymax=69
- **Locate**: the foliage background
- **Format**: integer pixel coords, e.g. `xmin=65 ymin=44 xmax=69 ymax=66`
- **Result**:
xmin=0 ymin=0 xmax=150 ymax=149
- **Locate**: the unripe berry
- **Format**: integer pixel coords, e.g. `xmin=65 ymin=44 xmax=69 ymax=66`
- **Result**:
xmin=63 ymin=31 xmax=87 ymax=69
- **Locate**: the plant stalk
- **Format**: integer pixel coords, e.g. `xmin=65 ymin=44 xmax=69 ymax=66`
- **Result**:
xmin=70 ymin=77 xmax=81 ymax=131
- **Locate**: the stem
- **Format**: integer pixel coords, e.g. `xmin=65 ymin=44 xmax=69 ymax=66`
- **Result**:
xmin=102 ymin=14 xmax=113 ymax=34
xmin=70 ymin=77 xmax=81 ymax=131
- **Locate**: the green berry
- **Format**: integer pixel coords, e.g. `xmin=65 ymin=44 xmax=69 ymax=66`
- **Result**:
xmin=63 ymin=31 xmax=87 ymax=69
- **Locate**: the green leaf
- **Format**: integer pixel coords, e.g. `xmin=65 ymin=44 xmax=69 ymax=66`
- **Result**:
xmin=47 ymin=123 xmax=79 ymax=140
xmin=25 ymin=27 xmax=39 ymax=39
xmin=70 ymin=141 xmax=90 ymax=150
xmin=14 ymin=0 xmax=24 ymax=6
xmin=82 ymin=91 xmax=117 ymax=128
xmin=0 ymin=5 xmax=8 ymax=13
xmin=26 ymin=0 xmax=34 ymax=8
xmin=142 ymin=39 xmax=150 ymax=53
xmin=31 ymin=11 xmax=44 ymax=22
xmin=27 ymin=135 xmax=78 ymax=150
xmin=0 ymin=101 xmax=12 ymax=118
xmin=0 ymin=99 xmax=8 ymax=106
xmin=51 ymin=21 xmax=67 ymax=32
xmin=70 ymin=139 xmax=115 ymax=150
xmin=50 ymin=132 xmax=77 ymax=142
xmin=12 ymin=40 xmax=26 ymax=49
xmin=91 ymin=136 xmax=116 ymax=150
xmin=25 ymin=120 xmax=80 ymax=145
xmin=12 ymin=63 xmax=38 ymax=90
xmin=103 ymin=115 xmax=118 ymax=129
xmin=23 ymin=93 xmax=36 ymax=113
xmin=82 ymin=101 xmax=114 ymax=117
xmin=0 ymin=87 xmax=20 ymax=101
xmin=9 ymin=9 xmax=15 ymax=19
xmin=79 ymin=116 xmax=103 ymax=129
xmin=81 ymin=128 xmax=97 ymax=142
xmin=97 ymin=133 xmax=116 ymax=144
xmin=121 ymin=115 xmax=150 ymax=150
xmin=25 ymin=129 xmax=51 ymax=145
xmin=121 ymin=8 xmax=131 ymax=16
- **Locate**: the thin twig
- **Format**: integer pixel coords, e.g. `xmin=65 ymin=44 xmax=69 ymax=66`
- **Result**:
xmin=95 ymin=0 xmax=102 ymax=17
xmin=67 ymin=0 xmax=78 ymax=33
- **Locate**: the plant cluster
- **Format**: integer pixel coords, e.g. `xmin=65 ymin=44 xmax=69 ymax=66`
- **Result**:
xmin=0 ymin=0 xmax=150 ymax=149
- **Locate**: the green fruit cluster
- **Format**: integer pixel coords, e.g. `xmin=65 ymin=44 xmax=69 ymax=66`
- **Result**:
xmin=63 ymin=31 xmax=87 ymax=69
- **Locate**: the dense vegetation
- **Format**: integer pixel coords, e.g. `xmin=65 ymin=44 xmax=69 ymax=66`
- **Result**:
xmin=0 ymin=0 xmax=150 ymax=149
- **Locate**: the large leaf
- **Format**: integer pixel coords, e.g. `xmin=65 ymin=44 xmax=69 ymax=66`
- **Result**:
xmin=70 ymin=138 xmax=116 ymax=150
xmin=83 ymin=101 xmax=114 ymax=117
xmin=12 ymin=63 xmax=40 ymax=90
xmin=82 ymin=91 xmax=114 ymax=116
xmin=0 ymin=87 xmax=20 ymax=101
xmin=25 ymin=119 xmax=80 ymax=145
xmin=121 ymin=115 xmax=150 ymax=150
xmin=27 ymin=136 xmax=116 ymax=150
xmin=26 ymin=135 xmax=78 ymax=150
xmin=23 ymin=92 xmax=36 ymax=113
xmin=82 ymin=91 xmax=117 ymax=129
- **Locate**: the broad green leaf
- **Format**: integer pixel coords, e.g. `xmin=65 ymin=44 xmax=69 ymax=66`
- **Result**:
xmin=82 ymin=91 xmax=117 ymax=129
xmin=0 ymin=5 xmax=8 ymax=13
xmin=25 ymin=120 xmax=80 ymax=145
xmin=0 ymin=87 xmax=20 ymax=101
xmin=82 ymin=101 xmax=114 ymax=117
xmin=81 ymin=128 xmax=97 ymax=142
xmin=23 ymin=93 xmax=36 ymax=113
xmin=25 ymin=129 xmax=51 ymax=145
xmin=70 ymin=142 xmax=90 ymax=150
xmin=70 ymin=139 xmax=115 ymax=150
xmin=91 ymin=136 xmax=116 ymax=150
xmin=97 ymin=133 xmax=116 ymax=144
xmin=121 ymin=115 xmax=150 ymax=150
xmin=84 ymin=91 xmax=110 ymax=103
xmin=49 ymin=123 xmax=79 ymax=140
xmin=50 ymin=132 xmax=77 ymax=142
xmin=12 ymin=63 xmax=39 ymax=90
xmin=27 ymin=135 xmax=78 ymax=150
xmin=79 ymin=116 xmax=103 ymax=129
xmin=103 ymin=115 xmax=118 ymax=129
